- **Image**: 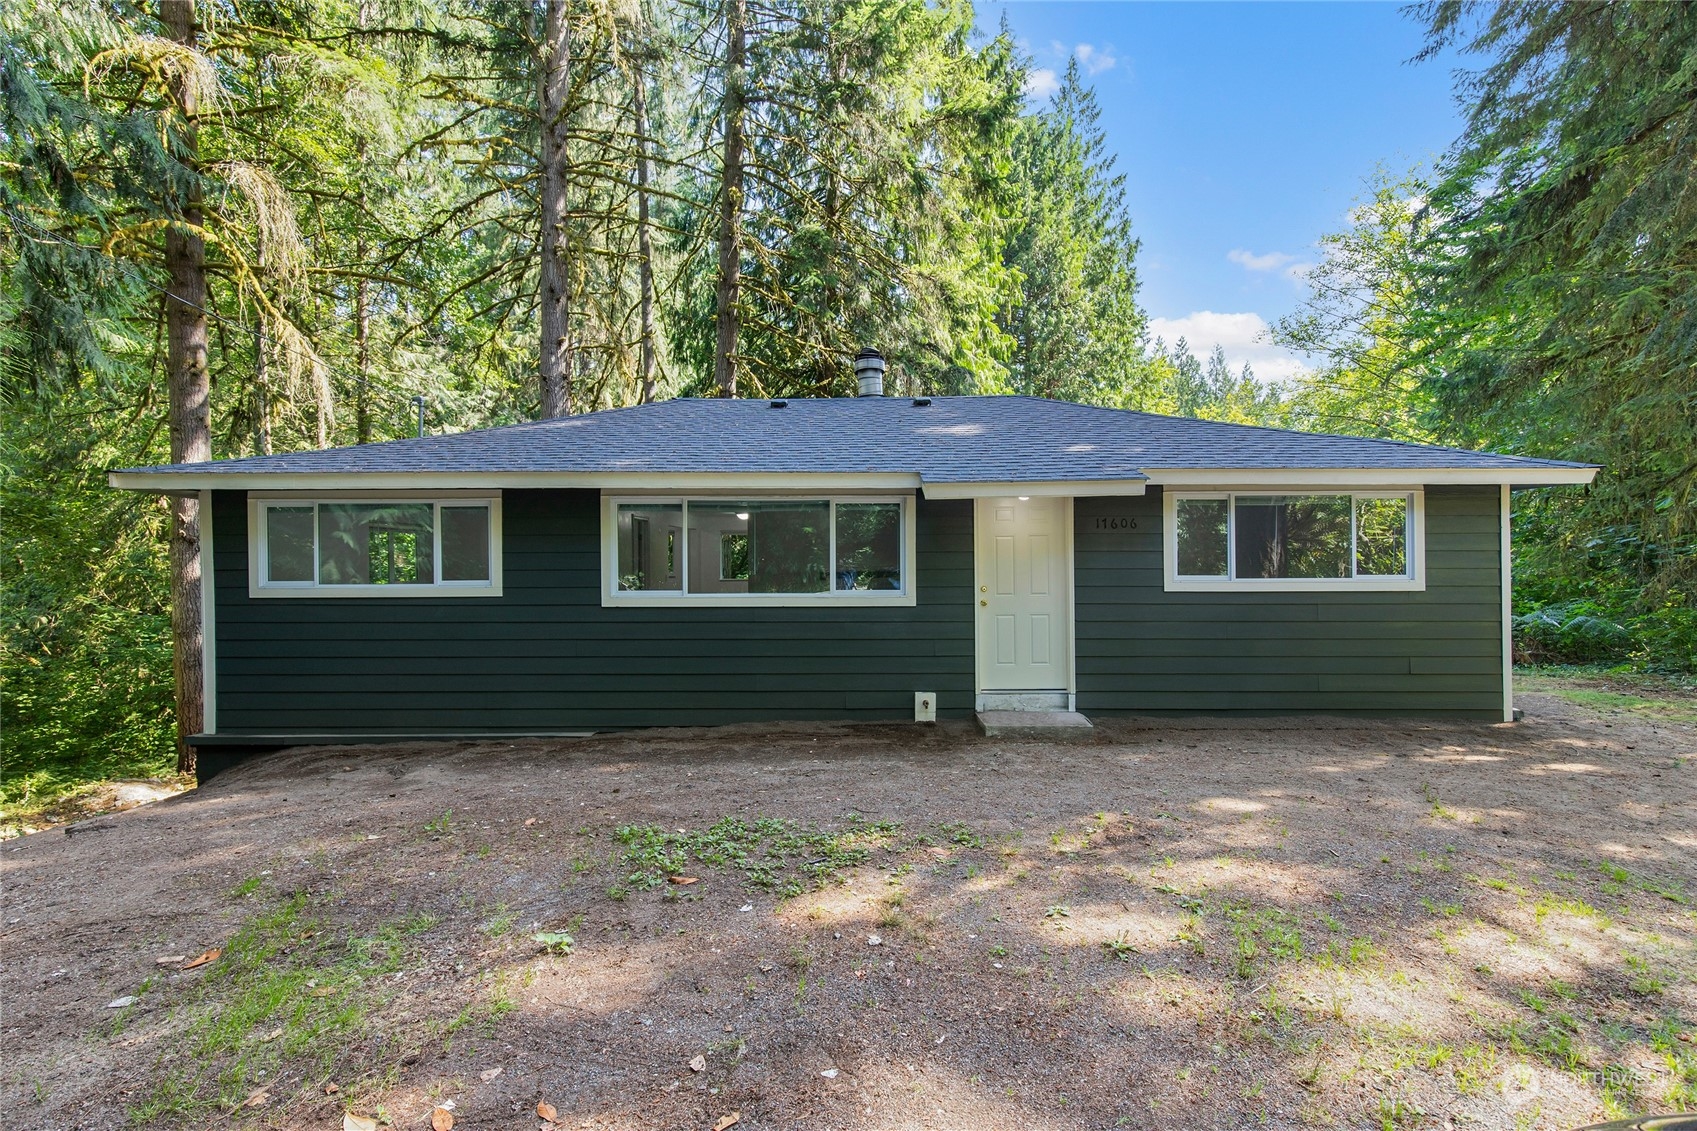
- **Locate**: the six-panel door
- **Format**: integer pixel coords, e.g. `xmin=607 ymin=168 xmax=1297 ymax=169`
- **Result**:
xmin=975 ymin=496 xmax=1070 ymax=691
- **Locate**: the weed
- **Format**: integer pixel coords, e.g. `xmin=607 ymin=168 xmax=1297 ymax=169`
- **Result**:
xmin=1376 ymin=1095 xmax=1422 ymax=1130
xmin=479 ymin=904 xmax=516 ymax=937
xmin=936 ymin=821 xmax=985 ymax=849
xmin=1454 ymin=1042 xmax=1498 ymax=1095
xmin=532 ymin=931 xmax=574 ymax=955
xmin=612 ymin=814 xmax=902 ymax=895
xmin=424 ymin=809 xmax=454 ymax=837
xmin=1533 ymin=893 xmax=1608 ymax=927
xmin=229 ymin=876 xmax=263 ymax=899
xmin=1102 ymin=935 xmax=1138 ymax=961
xmin=1177 ymin=913 xmax=1205 ymax=957
xmin=1629 ymin=972 xmax=1666 ymax=996
xmin=1597 ymin=860 xmax=1687 ymax=904
xmin=1222 ymin=901 xmax=1304 ymax=979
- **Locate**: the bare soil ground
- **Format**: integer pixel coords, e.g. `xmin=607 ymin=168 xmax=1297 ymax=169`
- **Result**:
xmin=3 ymin=695 xmax=1694 ymax=1131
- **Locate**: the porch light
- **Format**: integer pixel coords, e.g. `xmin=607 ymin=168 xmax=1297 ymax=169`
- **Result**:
xmin=735 ymin=512 xmax=749 ymax=520
xmin=1017 ymin=496 xmax=1029 ymax=501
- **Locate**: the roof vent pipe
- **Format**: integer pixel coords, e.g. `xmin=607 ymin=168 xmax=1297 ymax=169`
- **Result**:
xmin=854 ymin=347 xmax=886 ymax=397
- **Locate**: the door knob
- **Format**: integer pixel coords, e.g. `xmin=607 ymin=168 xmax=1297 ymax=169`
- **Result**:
xmin=980 ymin=599 xmax=987 ymax=607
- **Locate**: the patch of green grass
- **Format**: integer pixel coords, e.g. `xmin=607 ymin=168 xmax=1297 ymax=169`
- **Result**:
xmin=1533 ymin=893 xmax=1609 ymax=927
xmin=1596 ymin=860 xmax=1687 ymax=905
xmin=1517 ymin=666 xmax=1697 ymax=723
xmin=1313 ymin=935 xmax=1378 ymax=969
xmin=1376 ymin=1095 xmax=1422 ymax=1130
xmin=1454 ymin=1042 xmax=1499 ymax=1096
xmin=1220 ymin=900 xmax=1304 ymax=979
xmin=612 ymin=814 xmax=904 ymax=897
xmin=127 ymin=892 xmax=437 ymax=1123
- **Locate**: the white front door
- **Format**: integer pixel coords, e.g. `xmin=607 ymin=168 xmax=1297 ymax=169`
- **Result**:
xmin=975 ymin=496 xmax=1071 ymax=694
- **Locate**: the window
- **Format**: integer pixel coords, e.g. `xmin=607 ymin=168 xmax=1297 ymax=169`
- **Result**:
xmin=604 ymin=496 xmax=915 ymax=605
xmin=252 ymin=497 xmax=501 ymax=596
xmin=1165 ymin=491 xmax=1421 ymax=591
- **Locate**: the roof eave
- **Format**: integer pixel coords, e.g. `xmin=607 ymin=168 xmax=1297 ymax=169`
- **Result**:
xmin=1142 ymin=466 xmax=1598 ymax=488
xmin=918 ymin=478 xmax=1147 ymax=499
xmin=107 ymin=469 xmax=928 ymax=493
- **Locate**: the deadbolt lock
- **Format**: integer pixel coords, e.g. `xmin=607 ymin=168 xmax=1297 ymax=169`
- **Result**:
xmin=980 ymin=585 xmax=987 ymax=592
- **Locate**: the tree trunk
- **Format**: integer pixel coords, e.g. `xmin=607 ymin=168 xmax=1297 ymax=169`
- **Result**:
xmin=161 ymin=0 xmax=209 ymax=776
xmin=634 ymin=65 xmax=659 ymax=404
xmin=537 ymin=0 xmax=573 ymax=418
xmin=254 ymin=231 xmax=272 ymax=455
xmin=821 ymin=17 xmax=843 ymax=393
xmin=356 ymin=240 xmax=372 ymax=443
xmin=712 ymin=0 xmax=746 ymax=398
xmin=251 ymin=56 xmax=272 ymax=455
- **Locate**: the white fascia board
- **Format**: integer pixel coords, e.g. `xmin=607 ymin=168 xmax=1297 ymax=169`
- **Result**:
xmin=920 ymin=479 xmax=1147 ymax=499
xmin=110 ymin=470 xmax=925 ymax=493
xmin=1142 ymin=466 xmax=1598 ymax=488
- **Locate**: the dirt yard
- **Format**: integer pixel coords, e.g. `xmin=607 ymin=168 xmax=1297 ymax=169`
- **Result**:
xmin=2 ymin=695 xmax=1694 ymax=1131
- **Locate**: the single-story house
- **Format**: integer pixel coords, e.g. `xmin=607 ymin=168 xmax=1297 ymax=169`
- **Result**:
xmin=110 ymin=367 xmax=1596 ymax=758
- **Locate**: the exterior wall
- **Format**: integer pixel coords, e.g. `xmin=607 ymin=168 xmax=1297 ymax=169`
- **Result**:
xmin=209 ymin=483 xmax=1507 ymax=734
xmin=210 ymin=489 xmax=974 ymax=733
xmin=1074 ymin=487 xmax=1505 ymax=717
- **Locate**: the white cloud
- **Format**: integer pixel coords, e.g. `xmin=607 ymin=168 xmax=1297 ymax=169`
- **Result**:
xmin=1146 ymin=310 xmax=1310 ymax=384
xmin=1024 ymin=68 xmax=1059 ymax=99
xmin=1027 ymin=42 xmax=1116 ymax=98
xmin=1227 ymin=248 xmax=1297 ymax=274
xmin=1073 ymin=43 xmax=1116 ymax=75
xmin=1228 ymin=248 xmax=1316 ymax=284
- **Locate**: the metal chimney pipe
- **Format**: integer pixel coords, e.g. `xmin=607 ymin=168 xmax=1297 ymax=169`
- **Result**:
xmin=854 ymin=347 xmax=886 ymax=397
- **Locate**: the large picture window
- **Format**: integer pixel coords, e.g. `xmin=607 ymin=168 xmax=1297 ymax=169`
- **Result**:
xmin=604 ymin=496 xmax=914 ymax=606
xmin=251 ymin=497 xmax=501 ymax=596
xmin=1165 ymin=491 xmax=1421 ymax=591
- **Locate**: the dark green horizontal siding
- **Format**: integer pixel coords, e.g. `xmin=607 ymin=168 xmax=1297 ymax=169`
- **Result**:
xmin=210 ymin=482 xmax=1507 ymax=733
xmin=1074 ymin=487 xmax=1505 ymax=718
xmin=210 ymin=489 xmax=974 ymax=733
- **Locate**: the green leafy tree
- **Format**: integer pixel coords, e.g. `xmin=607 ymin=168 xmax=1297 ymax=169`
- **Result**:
xmin=1271 ymin=173 xmax=1439 ymax=443
xmin=1408 ymin=0 xmax=1697 ymax=666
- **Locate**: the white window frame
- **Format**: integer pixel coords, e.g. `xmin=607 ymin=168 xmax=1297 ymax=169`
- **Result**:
xmin=1163 ymin=489 xmax=1424 ymax=592
xmin=249 ymin=492 xmax=503 ymax=597
xmin=601 ymin=494 xmax=917 ymax=608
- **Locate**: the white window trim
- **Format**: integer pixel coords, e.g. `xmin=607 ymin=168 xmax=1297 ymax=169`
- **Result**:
xmin=1163 ymin=489 xmax=1425 ymax=593
xmin=248 ymin=492 xmax=503 ymax=598
xmin=602 ymin=494 xmax=917 ymax=608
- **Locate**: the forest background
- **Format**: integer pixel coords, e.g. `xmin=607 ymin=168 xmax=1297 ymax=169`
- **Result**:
xmin=3 ymin=0 xmax=1693 ymax=805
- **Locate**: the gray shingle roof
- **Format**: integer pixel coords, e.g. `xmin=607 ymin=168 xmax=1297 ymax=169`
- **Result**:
xmin=112 ymin=395 xmax=1594 ymax=483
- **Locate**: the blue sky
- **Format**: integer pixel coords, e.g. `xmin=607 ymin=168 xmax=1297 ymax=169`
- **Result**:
xmin=980 ymin=1 xmax=1468 ymax=381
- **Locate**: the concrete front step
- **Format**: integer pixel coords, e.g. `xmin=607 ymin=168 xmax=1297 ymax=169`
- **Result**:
xmin=975 ymin=710 xmax=1094 ymax=737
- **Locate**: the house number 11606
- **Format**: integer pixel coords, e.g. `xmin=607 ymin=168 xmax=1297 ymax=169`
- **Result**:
xmin=1093 ymin=516 xmax=1138 ymax=530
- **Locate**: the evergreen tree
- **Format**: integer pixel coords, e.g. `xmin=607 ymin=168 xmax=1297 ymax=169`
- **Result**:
xmin=1000 ymin=59 xmax=1152 ymax=406
xmin=1412 ymin=0 xmax=1697 ymax=606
